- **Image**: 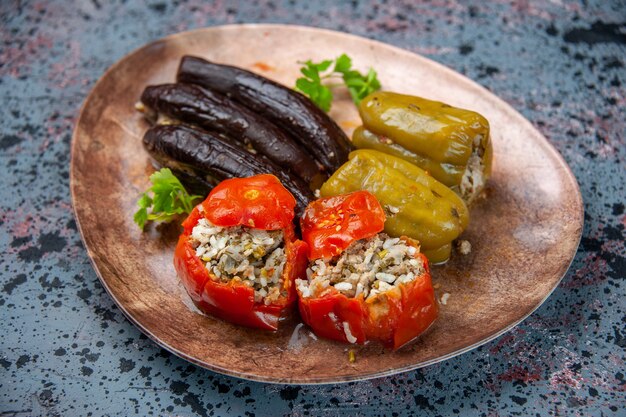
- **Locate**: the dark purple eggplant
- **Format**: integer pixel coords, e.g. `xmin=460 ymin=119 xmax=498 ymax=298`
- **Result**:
xmin=142 ymin=124 xmax=313 ymax=214
xmin=176 ymin=56 xmax=353 ymax=173
xmin=140 ymin=83 xmax=323 ymax=186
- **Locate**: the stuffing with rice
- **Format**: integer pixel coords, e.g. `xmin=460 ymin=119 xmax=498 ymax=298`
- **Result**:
xmin=189 ymin=218 xmax=287 ymax=305
xmin=459 ymin=135 xmax=488 ymax=204
xmin=296 ymin=190 xmax=438 ymax=349
xmin=296 ymin=233 xmax=425 ymax=301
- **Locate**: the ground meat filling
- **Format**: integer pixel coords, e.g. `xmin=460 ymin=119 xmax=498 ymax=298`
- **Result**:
xmin=297 ymin=234 xmax=425 ymax=301
xmin=189 ymin=218 xmax=286 ymax=305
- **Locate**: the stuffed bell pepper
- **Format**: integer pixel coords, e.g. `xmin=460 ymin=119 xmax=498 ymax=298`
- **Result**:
xmin=296 ymin=191 xmax=438 ymax=350
xmin=353 ymin=91 xmax=493 ymax=204
xmin=321 ymin=149 xmax=469 ymax=264
xmin=174 ymin=174 xmax=308 ymax=331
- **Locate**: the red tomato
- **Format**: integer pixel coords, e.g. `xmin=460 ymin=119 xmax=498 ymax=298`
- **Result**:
xmin=297 ymin=249 xmax=438 ymax=350
xmin=300 ymin=191 xmax=386 ymax=260
xmin=202 ymin=174 xmax=296 ymax=230
xmin=174 ymin=175 xmax=308 ymax=331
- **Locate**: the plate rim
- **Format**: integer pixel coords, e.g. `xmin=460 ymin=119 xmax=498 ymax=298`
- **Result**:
xmin=70 ymin=23 xmax=584 ymax=384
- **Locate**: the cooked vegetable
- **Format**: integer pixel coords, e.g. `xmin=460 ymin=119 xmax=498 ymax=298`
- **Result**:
xmin=300 ymin=191 xmax=385 ymax=260
xmin=202 ymin=174 xmax=296 ymax=231
xmin=320 ymin=150 xmax=470 ymax=264
xmin=174 ymin=175 xmax=308 ymax=330
xmin=133 ymin=168 xmax=202 ymax=230
xmin=140 ymin=83 xmax=323 ymax=186
xmin=296 ymin=192 xmax=437 ymax=349
xmin=352 ymin=127 xmax=464 ymax=189
xmin=142 ymin=124 xmax=314 ymax=215
xmin=295 ymin=53 xmax=381 ymax=111
xmin=176 ymin=55 xmax=353 ymax=172
xmin=355 ymin=91 xmax=493 ymax=203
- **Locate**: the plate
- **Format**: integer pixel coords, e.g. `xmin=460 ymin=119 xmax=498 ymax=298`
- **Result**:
xmin=70 ymin=24 xmax=583 ymax=384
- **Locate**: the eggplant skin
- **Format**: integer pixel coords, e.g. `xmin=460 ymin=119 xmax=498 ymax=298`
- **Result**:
xmin=142 ymin=124 xmax=313 ymax=214
xmin=140 ymin=83 xmax=323 ymax=185
xmin=177 ymin=55 xmax=354 ymax=172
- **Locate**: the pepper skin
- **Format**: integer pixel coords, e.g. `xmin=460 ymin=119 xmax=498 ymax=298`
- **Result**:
xmin=355 ymin=91 xmax=493 ymax=203
xmin=173 ymin=175 xmax=308 ymax=331
xmin=320 ymin=149 xmax=469 ymax=264
xmin=352 ymin=126 xmax=464 ymax=188
xmin=298 ymin=194 xmax=438 ymax=349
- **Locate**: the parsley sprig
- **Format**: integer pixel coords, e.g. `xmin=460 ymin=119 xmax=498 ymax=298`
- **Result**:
xmin=134 ymin=168 xmax=202 ymax=230
xmin=295 ymin=54 xmax=381 ymax=112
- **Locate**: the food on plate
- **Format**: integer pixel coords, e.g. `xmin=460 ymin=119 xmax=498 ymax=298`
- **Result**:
xmin=140 ymin=83 xmax=323 ymax=186
xmin=294 ymin=53 xmax=381 ymax=112
xmin=296 ymin=191 xmax=438 ymax=349
xmin=354 ymin=91 xmax=493 ymax=204
xmin=177 ymin=55 xmax=353 ymax=172
xmin=301 ymin=190 xmax=386 ymax=260
xmin=173 ymin=174 xmax=308 ymax=331
xmin=142 ymin=124 xmax=314 ymax=214
xmin=352 ymin=127 xmax=464 ymax=192
xmin=134 ymin=55 xmax=486 ymax=344
xmin=320 ymin=149 xmax=469 ymax=264
xmin=457 ymin=239 xmax=472 ymax=255
xmin=133 ymin=168 xmax=201 ymax=229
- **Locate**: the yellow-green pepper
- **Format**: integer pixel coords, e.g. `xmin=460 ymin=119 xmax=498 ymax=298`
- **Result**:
xmin=355 ymin=91 xmax=493 ymax=204
xmin=320 ymin=149 xmax=470 ymax=264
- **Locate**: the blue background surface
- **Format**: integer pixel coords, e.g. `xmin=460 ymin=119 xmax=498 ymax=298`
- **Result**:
xmin=1 ymin=1 xmax=624 ymax=416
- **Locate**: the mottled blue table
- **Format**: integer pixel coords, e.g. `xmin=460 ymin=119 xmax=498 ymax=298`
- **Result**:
xmin=1 ymin=1 xmax=624 ymax=416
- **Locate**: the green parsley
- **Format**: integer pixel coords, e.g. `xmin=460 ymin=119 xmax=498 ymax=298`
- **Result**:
xmin=134 ymin=168 xmax=202 ymax=230
xmin=295 ymin=54 xmax=381 ymax=112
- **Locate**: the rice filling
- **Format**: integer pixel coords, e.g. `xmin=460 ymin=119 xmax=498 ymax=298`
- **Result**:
xmin=189 ymin=218 xmax=286 ymax=304
xmin=459 ymin=134 xmax=488 ymax=203
xmin=297 ymin=234 xmax=424 ymax=301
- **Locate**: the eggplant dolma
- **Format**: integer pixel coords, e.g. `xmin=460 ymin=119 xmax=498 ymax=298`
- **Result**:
xmin=176 ymin=55 xmax=353 ymax=172
xmin=140 ymin=83 xmax=323 ymax=186
xmin=142 ymin=124 xmax=314 ymax=214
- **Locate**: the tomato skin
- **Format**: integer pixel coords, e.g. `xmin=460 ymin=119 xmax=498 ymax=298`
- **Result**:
xmin=174 ymin=176 xmax=308 ymax=331
xmin=297 ymin=291 xmax=368 ymax=344
xmin=297 ymin=245 xmax=438 ymax=349
xmin=392 ymin=275 xmax=438 ymax=348
xmin=300 ymin=191 xmax=386 ymax=260
xmin=202 ymin=174 xmax=296 ymax=230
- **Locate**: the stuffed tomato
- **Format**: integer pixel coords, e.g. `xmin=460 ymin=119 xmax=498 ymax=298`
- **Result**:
xmin=296 ymin=191 xmax=438 ymax=349
xmin=174 ymin=174 xmax=308 ymax=331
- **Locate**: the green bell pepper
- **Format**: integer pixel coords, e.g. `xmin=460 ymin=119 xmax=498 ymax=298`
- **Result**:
xmin=320 ymin=149 xmax=470 ymax=264
xmin=355 ymin=91 xmax=493 ymax=204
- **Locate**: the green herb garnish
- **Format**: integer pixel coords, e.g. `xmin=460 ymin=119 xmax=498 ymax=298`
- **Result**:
xmin=134 ymin=168 xmax=202 ymax=230
xmin=295 ymin=54 xmax=381 ymax=112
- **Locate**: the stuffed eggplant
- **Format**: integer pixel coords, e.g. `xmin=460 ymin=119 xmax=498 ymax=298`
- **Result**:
xmin=140 ymin=83 xmax=323 ymax=186
xmin=176 ymin=55 xmax=353 ymax=172
xmin=142 ymin=124 xmax=314 ymax=214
